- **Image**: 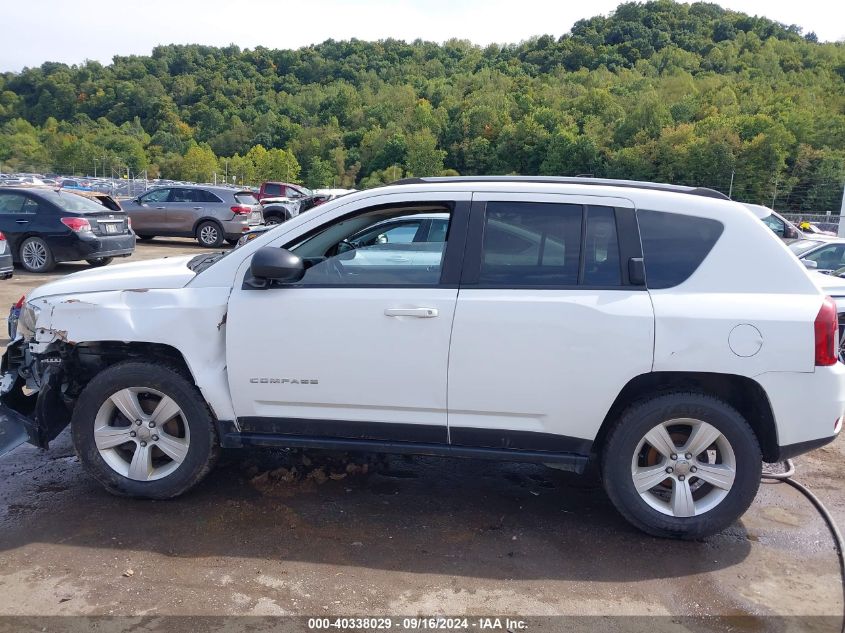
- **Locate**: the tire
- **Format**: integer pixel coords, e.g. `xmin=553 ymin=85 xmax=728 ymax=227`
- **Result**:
xmin=225 ymin=238 xmax=240 ymax=246
xmin=601 ymin=392 xmax=761 ymax=539
xmin=136 ymin=235 xmax=156 ymax=241
xmin=264 ymin=215 xmax=286 ymax=226
xmin=19 ymin=237 xmax=56 ymax=273
xmin=86 ymin=257 xmax=114 ymax=267
xmin=196 ymin=221 xmax=224 ymax=247
xmin=71 ymin=361 xmax=220 ymax=499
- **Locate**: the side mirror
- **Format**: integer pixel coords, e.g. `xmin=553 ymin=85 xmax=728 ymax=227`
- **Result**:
xmin=246 ymin=247 xmax=305 ymax=288
xmin=802 ymin=259 xmax=818 ymax=270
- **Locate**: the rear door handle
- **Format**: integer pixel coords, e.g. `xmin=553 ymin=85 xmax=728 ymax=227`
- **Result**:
xmin=384 ymin=307 xmax=439 ymax=318
xmin=15 ymin=219 xmax=29 ymax=224
xmin=192 ymin=206 xmax=203 ymax=210
xmin=154 ymin=206 xmax=166 ymax=210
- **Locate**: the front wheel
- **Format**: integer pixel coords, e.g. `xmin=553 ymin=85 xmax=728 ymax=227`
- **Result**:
xmin=602 ymin=392 xmax=761 ymax=539
xmin=71 ymin=362 xmax=219 ymax=499
xmin=86 ymin=257 xmax=114 ymax=267
xmin=263 ymin=215 xmax=286 ymax=226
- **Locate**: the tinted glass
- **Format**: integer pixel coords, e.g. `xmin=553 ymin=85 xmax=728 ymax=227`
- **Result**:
xmin=0 ymin=193 xmax=29 ymax=213
xmin=638 ymin=210 xmax=724 ymax=289
xmin=479 ymin=202 xmax=582 ymax=286
xmin=34 ymin=190 xmax=105 ymax=213
xmin=583 ymin=205 xmax=621 ymax=285
xmin=264 ymin=184 xmax=282 ymax=196
xmin=427 ymin=218 xmax=449 ymax=243
xmin=169 ymin=188 xmax=196 ymax=203
xmin=235 ymin=192 xmax=258 ymax=205
xmin=195 ymin=189 xmax=222 ymax=203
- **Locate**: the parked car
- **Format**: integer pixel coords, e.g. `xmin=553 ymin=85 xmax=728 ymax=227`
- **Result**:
xmin=0 ymin=187 xmax=134 ymax=272
xmin=259 ymin=197 xmax=301 ymax=226
xmin=799 ymin=221 xmax=836 ymax=237
xmin=0 ymin=176 xmax=842 ymax=540
xmin=120 ymin=186 xmax=262 ymax=247
xmin=0 ymin=232 xmax=13 ymax=279
xmin=742 ymin=203 xmax=802 ymax=241
xmin=789 ymin=238 xmax=845 ymax=272
xmin=257 ymin=182 xmax=317 ymax=212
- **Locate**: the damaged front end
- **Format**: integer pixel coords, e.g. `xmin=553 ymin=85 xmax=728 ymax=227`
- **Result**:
xmin=0 ymin=301 xmax=77 ymax=456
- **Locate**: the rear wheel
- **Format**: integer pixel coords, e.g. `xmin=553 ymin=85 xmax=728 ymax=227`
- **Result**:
xmin=136 ymin=235 xmax=156 ymax=241
xmin=602 ymin=392 xmax=761 ymax=539
xmin=86 ymin=257 xmax=113 ymax=267
xmin=19 ymin=237 xmax=56 ymax=273
xmin=263 ymin=215 xmax=286 ymax=226
xmin=196 ymin=221 xmax=224 ymax=247
xmin=71 ymin=362 xmax=219 ymax=499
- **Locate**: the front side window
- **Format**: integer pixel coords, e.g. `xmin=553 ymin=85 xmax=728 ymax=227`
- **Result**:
xmin=803 ymin=244 xmax=845 ymax=270
xmin=140 ymin=189 xmax=170 ymax=204
xmin=479 ymin=202 xmax=582 ymax=286
xmin=638 ymin=210 xmax=724 ymax=289
xmin=761 ymin=213 xmax=785 ymax=237
xmin=287 ymin=205 xmax=452 ymax=286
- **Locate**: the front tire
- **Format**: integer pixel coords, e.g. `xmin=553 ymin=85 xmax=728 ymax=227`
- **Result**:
xmin=196 ymin=221 xmax=224 ymax=247
xmin=19 ymin=237 xmax=56 ymax=273
xmin=71 ymin=362 xmax=219 ymax=499
xmin=263 ymin=215 xmax=286 ymax=226
xmin=601 ymin=392 xmax=761 ymax=539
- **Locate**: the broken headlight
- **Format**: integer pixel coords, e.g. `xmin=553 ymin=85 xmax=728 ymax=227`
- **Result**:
xmin=15 ymin=301 xmax=40 ymax=341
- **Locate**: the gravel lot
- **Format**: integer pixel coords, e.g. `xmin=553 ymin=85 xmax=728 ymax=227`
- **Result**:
xmin=0 ymin=239 xmax=842 ymax=630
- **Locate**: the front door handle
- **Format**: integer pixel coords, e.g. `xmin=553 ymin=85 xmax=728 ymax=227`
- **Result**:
xmin=192 ymin=206 xmax=203 ymax=210
xmin=15 ymin=219 xmax=29 ymax=224
xmin=384 ymin=307 xmax=439 ymax=318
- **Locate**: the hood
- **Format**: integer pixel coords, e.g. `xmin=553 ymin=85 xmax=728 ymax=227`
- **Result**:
xmin=29 ymin=255 xmax=197 ymax=300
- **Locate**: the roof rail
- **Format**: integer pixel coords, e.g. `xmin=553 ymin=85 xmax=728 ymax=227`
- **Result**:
xmin=388 ymin=176 xmax=730 ymax=200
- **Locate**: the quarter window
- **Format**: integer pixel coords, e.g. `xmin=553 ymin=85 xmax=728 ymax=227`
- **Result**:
xmin=583 ymin=205 xmax=621 ymax=285
xmin=638 ymin=210 xmax=724 ymax=289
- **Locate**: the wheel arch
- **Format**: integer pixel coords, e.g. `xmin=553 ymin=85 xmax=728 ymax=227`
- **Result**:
xmin=594 ymin=371 xmax=779 ymax=462
xmin=191 ymin=217 xmax=225 ymax=235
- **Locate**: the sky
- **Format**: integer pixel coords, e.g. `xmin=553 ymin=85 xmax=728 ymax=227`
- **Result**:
xmin=1 ymin=0 xmax=844 ymax=72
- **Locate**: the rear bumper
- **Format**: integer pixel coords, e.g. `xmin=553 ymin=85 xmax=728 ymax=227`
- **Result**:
xmin=52 ymin=233 xmax=136 ymax=263
xmin=0 ymin=252 xmax=12 ymax=279
xmin=756 ymin=363 xmax=845 ymax=459
xmin=222 ymin=217 xmax=260 ymax=240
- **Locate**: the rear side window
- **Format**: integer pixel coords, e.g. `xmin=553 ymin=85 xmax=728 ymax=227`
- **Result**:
xmin=195 ymin=189 xmax=223 ymax=203
xmin=264 ymin=183 xmax=282 ymax=196
xmin=479 ymin=202 xmax=582 ymax=286
xmin=637 ymin=210 xmax=724 ymax=289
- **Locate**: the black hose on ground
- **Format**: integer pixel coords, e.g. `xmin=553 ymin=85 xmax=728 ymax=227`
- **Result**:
xmin=762 ymin=459 xmax=845 ymax=633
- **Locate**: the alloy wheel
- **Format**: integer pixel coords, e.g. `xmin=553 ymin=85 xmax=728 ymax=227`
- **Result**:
xmin=22 ymin=241 xmax=48 ymax=270
xmin=93 ymin=387 xmax=190 ymax=481
xmin=199 ymin=225 xmax=219 ymax=245
xmin=630 ymin=418 xmax=736 ymax=517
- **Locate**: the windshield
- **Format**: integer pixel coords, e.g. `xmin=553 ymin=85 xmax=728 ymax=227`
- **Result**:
xmin=38 ymin=190 xmax=111 ymax=213
xmin=788 ymin=239 xmax=824 ymax=256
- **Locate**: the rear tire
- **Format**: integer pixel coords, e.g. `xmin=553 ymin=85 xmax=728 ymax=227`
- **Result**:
xmin=136 ymin=235 xmax=156 ymax=241
xmin=71 ymin=361 xmax=220 ymax=499
xmin=264 ymin=215 xmax=286 ymax=226
xmin=196 ymin=221 xmax=224 ymax=247
xmin=601 ymin=392 xmax=761 ymax=539
xmin=225 ymin=238 xmax=240 ymax=245
xmin=19 ymin=237 xmax=56 ymax=273
xmin=86 ymin=257 xmax=113 ymax=267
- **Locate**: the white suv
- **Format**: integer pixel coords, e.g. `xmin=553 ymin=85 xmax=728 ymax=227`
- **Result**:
xmin=1 ymin=177 xmax=842 ymax=539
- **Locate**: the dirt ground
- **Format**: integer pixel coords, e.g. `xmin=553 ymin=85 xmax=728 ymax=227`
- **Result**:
xmin=0 ymin=239 xmax=842 ymax=631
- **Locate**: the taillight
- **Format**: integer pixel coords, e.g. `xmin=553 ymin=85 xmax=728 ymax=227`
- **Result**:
xmin=814 ymin=296 xmax=839 ymax=366
xmin=127 ymin=217 xmax=132 ymax=229
xmin=231 ymin=205 xmax=252 ymax=215
xmin=14 ymin=295 xmax=25 ymax=309
xmin=0 ymin=231 xmax=5 ymax=241
xmin=60 ymin=217 xmax=92 ymax=232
